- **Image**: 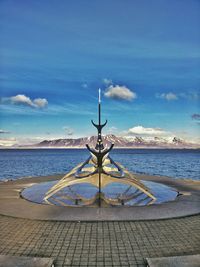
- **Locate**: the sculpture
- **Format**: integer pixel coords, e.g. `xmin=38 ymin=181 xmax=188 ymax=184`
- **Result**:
xmin=44 ymin=89 xmax=156 ymax=206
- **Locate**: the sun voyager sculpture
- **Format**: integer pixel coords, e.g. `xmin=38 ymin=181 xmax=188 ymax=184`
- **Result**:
xmin=44 ymin=89 xmax=156 ymax=207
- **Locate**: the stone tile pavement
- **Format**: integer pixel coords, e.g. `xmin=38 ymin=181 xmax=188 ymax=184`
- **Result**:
xmin=0 ymin=215 xmax=199 ymax=267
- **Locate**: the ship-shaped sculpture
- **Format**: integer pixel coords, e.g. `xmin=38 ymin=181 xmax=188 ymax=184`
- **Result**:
xmin=44 ymin=89 xmax=156 ymax=206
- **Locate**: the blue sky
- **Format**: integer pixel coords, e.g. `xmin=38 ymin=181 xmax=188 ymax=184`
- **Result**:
xmin=0 ymin=0 xmax=199 ymax=145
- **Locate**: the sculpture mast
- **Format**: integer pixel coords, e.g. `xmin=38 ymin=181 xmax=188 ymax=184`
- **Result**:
xmin=87 ymin=89 xmax=114 ymax=206
xmin=91 ymin=89 xmax=107 ymax=206
xmin=98 ymin=89 xmax=101 ymax=206
xmin=96 ymin=88 xmax=104 ymax=151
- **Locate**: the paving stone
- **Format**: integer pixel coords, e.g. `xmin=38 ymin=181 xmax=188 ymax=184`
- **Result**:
xmin=0 ymin=254 xmax=53 ymax=267
xmin=0 ymin=215 xmax=200 ymax=267
xmin=146 ymin=254 xmax=200 ymax=267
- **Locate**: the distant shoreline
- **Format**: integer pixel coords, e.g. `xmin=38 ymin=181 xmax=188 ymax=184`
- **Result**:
xmin=0 ymin=147 xmax=199 ymax=150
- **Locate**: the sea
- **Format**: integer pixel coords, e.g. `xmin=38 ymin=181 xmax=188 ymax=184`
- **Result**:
xmin=0 ymin=148 xmax=199 ymax=181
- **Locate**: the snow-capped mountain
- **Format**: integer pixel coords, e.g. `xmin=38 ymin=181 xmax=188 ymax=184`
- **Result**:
xmin=34 ymin=134 xmax=199 ymax=148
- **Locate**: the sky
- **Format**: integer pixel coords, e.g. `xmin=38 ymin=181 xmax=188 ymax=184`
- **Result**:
xmin=0 ymin=0 xmax=200 ymax=146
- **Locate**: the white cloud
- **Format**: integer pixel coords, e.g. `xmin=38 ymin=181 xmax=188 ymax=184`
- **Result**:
xmin=156 ymin=92 xmax=178 ymax=101
xmin=0 ymin=138 xmax=17 ymax=147
xmin=156 ymin=91 xmax=199 ymax=101
xmin=179 ymin=92 xmax=199 ymax=101
xmin=106 ymin=126 xmax=118 ymax=134
xmin=127 ymin=125 xmax=168 ymax=136
xmin=10 ymin=94 xmax=34 ymax=106
xmin=2 ymin=94 xmax=48 ymax=108
xmin=0 ymin=129 xmax=10 ymax=134
xmin=33 ymin=98 xmax=48 ymax=108
xmin=104 ymin=85 xmax=137 ymax=101
xmin=103 ymin=78 xmax=113 ymax=85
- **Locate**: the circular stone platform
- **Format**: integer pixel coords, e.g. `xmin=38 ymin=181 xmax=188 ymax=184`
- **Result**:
xmin=0 ymin=173 xmax=200 ymax=221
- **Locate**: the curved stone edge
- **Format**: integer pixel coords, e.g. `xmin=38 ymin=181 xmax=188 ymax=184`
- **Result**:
xmin=0 ymin=174 xmax=200 ymax=221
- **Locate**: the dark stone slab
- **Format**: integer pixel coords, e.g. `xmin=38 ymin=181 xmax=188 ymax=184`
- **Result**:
xmin=0 ymin=255 xmax=54 ymax=267
xmin=146 ymin=255 xmax=200 ymax=267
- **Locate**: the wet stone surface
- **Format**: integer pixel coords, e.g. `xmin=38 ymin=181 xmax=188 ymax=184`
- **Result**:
xmin=0 ymin=214 xmax=199 ymax=267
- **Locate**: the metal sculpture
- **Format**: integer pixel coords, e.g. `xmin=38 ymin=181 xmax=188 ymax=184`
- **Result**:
xmin=44 ymin=89 xmax=156 ymax=206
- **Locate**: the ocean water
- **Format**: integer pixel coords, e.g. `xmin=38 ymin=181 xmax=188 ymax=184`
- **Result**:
xmin=0 ymin=148 xmax=199 ymax=181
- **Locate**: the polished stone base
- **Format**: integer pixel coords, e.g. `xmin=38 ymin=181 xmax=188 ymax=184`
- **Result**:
xmin=21 ymin=179 xmax=177 ymax=207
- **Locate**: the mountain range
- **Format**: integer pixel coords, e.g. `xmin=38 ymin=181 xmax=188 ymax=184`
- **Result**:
xmin=34 ymin=134 xmax=199 ymax=149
